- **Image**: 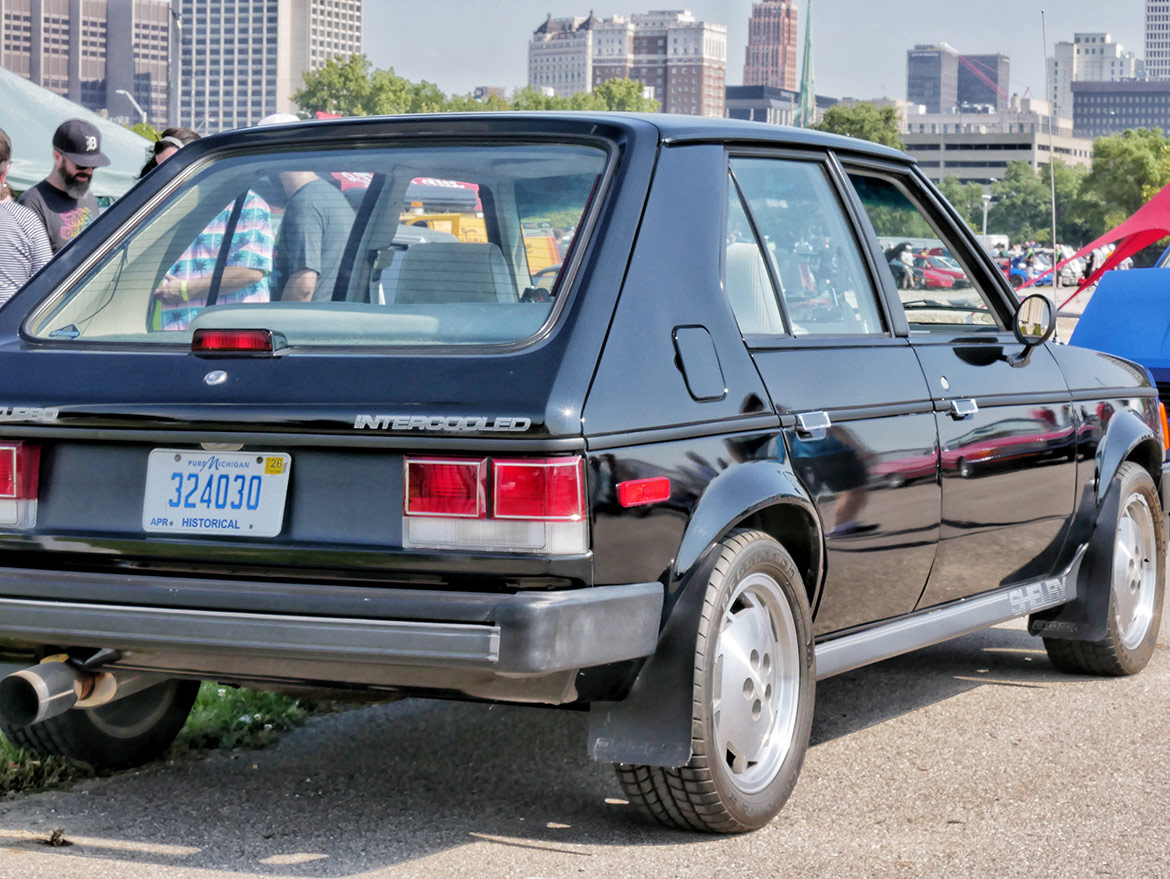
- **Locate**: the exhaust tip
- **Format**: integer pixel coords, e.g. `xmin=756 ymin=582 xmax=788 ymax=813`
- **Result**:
xmin=0 ymin=673 xmax=45 ymax=728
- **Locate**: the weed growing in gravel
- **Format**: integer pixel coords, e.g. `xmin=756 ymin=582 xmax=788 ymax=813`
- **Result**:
xmin=0 ymin=682 xmax=330 ymax=795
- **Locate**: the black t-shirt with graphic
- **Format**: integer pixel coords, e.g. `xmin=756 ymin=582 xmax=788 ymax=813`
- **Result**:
xmin=17 ymin=180 xmax=99 ymax=254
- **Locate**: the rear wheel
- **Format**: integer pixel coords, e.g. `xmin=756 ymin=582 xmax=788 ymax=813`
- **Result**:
xmin=1044 ymin=463 xmax=1165 ymax=676
xmin=616 ymin=530 xmax=814 ymax=833
xmin=0 ymin=679 xmax=199 ymax=769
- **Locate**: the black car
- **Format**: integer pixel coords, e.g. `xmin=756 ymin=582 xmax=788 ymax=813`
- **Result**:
xmin=0 ymin=113 xmax=1164 ymax=833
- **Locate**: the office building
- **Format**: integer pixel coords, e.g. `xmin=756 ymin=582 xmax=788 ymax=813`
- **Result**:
xmin=907 ymin=44 xmax=1010 ymax=114
xmin=957 ymin=54 xmax=1009 ymax=111
xmin=1072 ymin=79 xmax=1170 ymax=137
xmin=742 ymin=0 xmax=798 ymax=91
xmin=175 ymin=0 xmax=362 ymax=133
xmin=1049 ymin=33 xmax=1142 ymax=119
xmin=907 ymin=44 xmax=959 ymax=114
xmin=529 ymin=9 xmax=726 ymax=117
xmin=1148 ymin=0 xmax=1170 ymax=80
xmin=0 ymin=0 xmax=171 ymax=124
xmin=904 ymin=98 xmax=1092 ymax=185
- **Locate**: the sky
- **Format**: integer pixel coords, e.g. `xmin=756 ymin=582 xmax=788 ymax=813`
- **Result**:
xmin=362 ymin=0 xmax=1146 ymax=103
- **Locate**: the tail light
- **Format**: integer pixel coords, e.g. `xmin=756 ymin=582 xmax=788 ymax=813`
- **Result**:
xmin=0 ymin=442 xmax=40 ymax=529
xmin=1160 ymin=402 xmax=1169 ymax=455
xmin=403 ymin=455 xmax=586 ymax=554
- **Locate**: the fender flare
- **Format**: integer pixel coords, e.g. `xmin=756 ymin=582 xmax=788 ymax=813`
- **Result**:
xmin=588 ymin=459 xmax=820 ymax=767
xmin=1094 ymin=406 xmax=1161 ymax=505
xmin=1030 ymin=407 xmax=1162 ymax=641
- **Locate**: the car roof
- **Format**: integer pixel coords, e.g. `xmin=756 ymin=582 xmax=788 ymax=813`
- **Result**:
xmin=220 ymin=111 xmax=911 ymax=164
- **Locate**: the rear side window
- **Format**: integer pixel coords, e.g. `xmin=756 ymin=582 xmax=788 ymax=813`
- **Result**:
xmin=26 ymin=142 xmax=608 ymax=347
xmin=726 ymin=157 xmax=885 ymax=337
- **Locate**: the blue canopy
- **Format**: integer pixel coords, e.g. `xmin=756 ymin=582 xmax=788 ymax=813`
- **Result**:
xmin=0 ymin=65 xmax=151 ymax=198
xmin=1069 ymin=268 xmax=1170 ymax=379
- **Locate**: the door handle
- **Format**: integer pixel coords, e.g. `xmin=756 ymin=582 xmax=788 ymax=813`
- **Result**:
xmin=795 ymin=411 xmax=832 ymax=438
xmin=949 ymin=399 xmax=979 ymax=420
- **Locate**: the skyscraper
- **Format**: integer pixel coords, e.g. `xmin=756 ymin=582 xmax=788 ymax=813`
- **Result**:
xmin=907 ymin=44 xmax=959 ymax=113
xmin=742 ymin=0 xmax=798 ymax=91
xmin=1050 ymin=33 xmax=1142 ymax=119
xmin=175 ymin=0 xmax=362 ymax=133
xmin=528 ymin=10 xmax=727 ymax=117
xmin=1148 ymin=0 xmax=1170 ymax=80
xmin=0 ymin=0 xmax=171 ymax=124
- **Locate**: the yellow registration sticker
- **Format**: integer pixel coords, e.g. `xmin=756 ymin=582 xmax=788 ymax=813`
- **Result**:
xmin=264 ymin=456 xmax=286 ymax=475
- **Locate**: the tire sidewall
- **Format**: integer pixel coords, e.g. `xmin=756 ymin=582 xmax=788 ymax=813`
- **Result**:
xmin=1106 ymin=464 xmax=1165 ymax=673
xmin=695 ymin=532 xmax=815 ymax=830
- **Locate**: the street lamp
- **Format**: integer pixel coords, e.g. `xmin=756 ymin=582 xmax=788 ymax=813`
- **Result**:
xmin=115 ymin=89 xmax=148 ymax=126
xmin=980 ymin=191 xmax=992 ymax=238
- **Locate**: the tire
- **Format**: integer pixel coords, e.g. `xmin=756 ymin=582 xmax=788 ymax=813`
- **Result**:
xmin=616 ymin=530 xmax=815 ymax=833
xmin=1044 ymin=463 xmax=1165 ymax=676
xmin=0 ymin=679 xmax=199 ymax=770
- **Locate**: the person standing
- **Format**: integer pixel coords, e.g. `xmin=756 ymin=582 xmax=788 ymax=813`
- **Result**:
xmin=273 ymin=170 xmax=355 ymax=301
xmin=18 ymin=118 xmax=109 ymax=253
xmin=0 ymin=127 xmax=53 ymax=305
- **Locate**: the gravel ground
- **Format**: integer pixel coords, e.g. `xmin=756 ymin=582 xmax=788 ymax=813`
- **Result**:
xmin=0 ymin=617 xmax=1165 ymax=879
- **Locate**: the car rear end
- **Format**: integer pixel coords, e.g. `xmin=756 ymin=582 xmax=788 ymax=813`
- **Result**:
xmin=0 ymin=115 xmax=665 ymax=722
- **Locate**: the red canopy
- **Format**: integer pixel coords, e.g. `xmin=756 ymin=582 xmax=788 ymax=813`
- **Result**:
xmin=1019 ymin=181 xmax=1170 ymax=309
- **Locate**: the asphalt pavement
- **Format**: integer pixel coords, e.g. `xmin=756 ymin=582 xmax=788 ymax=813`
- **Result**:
xmin=0 ymin=618 xmax=1166 ymax=879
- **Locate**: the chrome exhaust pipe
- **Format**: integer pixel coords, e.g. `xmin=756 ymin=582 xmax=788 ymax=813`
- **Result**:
xmin=0 ymin=658 xmax=163 ymax=727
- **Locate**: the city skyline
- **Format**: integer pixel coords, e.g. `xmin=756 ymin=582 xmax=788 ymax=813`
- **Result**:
xmin=362 ymin=0 xmax=1145 ymax=104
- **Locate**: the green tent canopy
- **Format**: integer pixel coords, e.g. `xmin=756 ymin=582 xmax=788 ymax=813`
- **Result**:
xmin=0 ymin=65 xmax=151 ymax=198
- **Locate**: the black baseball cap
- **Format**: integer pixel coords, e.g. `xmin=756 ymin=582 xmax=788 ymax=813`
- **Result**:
xmin=52 ymin=119 xmax=110 ymax=168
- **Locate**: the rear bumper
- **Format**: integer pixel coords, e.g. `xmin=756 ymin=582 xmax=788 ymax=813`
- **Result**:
xmin=0 ymin=568 xmax=664 ymax=676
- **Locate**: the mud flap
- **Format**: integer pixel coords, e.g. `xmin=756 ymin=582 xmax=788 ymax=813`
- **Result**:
xmin=586 ymin=556 xmax=716 ymax=767
xmin=1028 ymin=472 xmax=1121 ymax=642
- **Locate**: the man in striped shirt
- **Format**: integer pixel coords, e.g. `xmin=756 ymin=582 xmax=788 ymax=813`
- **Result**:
xmin=0 ymin=128 xmax=53 ymax=306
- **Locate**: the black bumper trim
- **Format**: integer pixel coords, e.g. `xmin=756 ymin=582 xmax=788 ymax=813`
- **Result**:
xmin=0 ymin=579 xmax=664 ymax=675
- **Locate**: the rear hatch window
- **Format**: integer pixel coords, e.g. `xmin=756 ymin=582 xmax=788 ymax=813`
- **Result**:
xmin=26 ymin=141 xmax=609 ymax=348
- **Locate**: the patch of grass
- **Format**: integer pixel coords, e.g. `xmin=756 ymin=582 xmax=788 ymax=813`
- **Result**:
xmin=0 ymin=740 xmax=93 ymax=794
xmin=173 ymin=682 xmax=332 ymax=752
xmin=0 ymin=682 xmax=333 ymax=795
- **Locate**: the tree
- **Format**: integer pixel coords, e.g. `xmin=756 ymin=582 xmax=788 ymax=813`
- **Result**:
xmin=1078 ymin=129 xmax=1170 ymax=233
xmin=591 ymin=78 xmax=659 ymax=112
xmin=987 ymin=161 xmax=1053 ymax=244
xmin=936 ymin=177 xmax=988 ymax=232
xmin=812 ymin=103 xmax=903 ymax=150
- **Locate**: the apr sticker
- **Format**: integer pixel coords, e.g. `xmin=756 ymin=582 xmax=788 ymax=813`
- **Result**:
xmin=0 ymin=406 xmax=59 ymax=423
xmin=264 ymin=456 xmax=286 ymax=475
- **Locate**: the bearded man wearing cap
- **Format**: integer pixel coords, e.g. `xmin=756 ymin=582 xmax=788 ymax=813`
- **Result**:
xmin=17 ymin=118 xmax=110 ymax=254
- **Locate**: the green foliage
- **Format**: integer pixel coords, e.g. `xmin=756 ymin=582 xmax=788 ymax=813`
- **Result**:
xmin=173 ymin=682 xmax=334 ymax=752
xmin=1079 ymin=129 xmax=1170 ymax=232
xmin=592 ymin=78 xmax=660 ymax=112
xmin=128 ymin=121 xmax=160 ymax=141
xmin=295 ymin=55 xmax=657 ymax=116
xmin=812 ymin=103 xmax=904 ymax=150
xmin=936 ymin=177 xmax=988 ymax=232
xmin=988 ymin=161 xmax=1053 ymax=244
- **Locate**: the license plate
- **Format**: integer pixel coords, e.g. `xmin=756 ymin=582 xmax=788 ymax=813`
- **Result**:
xmin=142 ymin=449 xmax=292 ymax=537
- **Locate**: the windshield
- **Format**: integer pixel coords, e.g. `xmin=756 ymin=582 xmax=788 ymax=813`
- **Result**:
xmin=26 ymin=141 xmax=609 ymax=347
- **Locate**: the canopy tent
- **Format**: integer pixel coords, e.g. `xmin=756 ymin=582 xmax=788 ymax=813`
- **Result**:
xmin=1020 ymin=181 xmax=1170 ymax=310
xmin=0 ymin=65 xmax=151 ymax=198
